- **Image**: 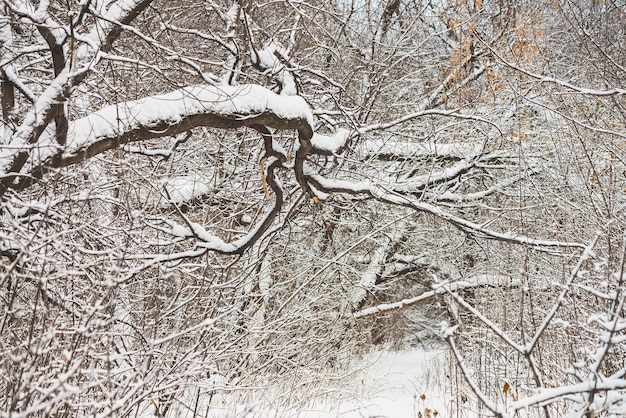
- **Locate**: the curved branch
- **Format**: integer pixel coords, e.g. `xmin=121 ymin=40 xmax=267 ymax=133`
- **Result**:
xmin=142 ymin=154 xmax=286 ymax=265
xmin=10 ymin=84 xmax=314 ymax=192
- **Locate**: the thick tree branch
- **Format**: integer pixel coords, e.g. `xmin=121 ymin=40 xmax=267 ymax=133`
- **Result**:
xmin=10 ymin=84 xmax=314 ymax=192
xmin=1 ymin=71 xmax=14 ymax=120
xmin=37 ymin=22 xmax=68 ymax=146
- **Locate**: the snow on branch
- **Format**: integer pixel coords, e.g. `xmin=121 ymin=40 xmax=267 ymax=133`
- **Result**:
xmin=491 ymin=46 xmax=626 ymax=97
xmin=0 ymin=68 xmax=76 ymax=196
xmin=81 ymin=0 xmax=155 ymax=56
xmin=306 ymin=172 xmax=585 ymax=250
xmin=67 ymin=84 xmax=312 ymax=150
xmin=354 ymin=280 xmax=476 ymax=319
xmin=434 ymin=169 xmax=539 ymax=203
xmin=358 ymin=107 xmax=502 ymax=134
xmin=393 ymin=159 xmax=474 ymax=194
xmin=251 ymin=42 xmax=297 ymax=96
xmin=15 ymin=84 xmax=314 ymax=189
xmin=349 ymin=223 xmax=405 ymax=309
xmin=508 ymin=379 xmax=626 ymax=414
xmin=355 ymin=275 xmax=523 ymax=319
xmin=2 ymin=65 xmax=36 ymax=103
xmin=310 ymin=128 xmax=350 ymax=155
xmin=0 ymin=0 xmax=160 ymax=197
xmin=362 ymin=140 xmax=483 ymax=161
xmin=135 ymin=155 xmax=286 ymax=265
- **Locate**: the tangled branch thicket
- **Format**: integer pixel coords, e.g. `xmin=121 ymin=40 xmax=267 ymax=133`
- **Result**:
xmin=0 ymin=0 xmax=625 ymax=416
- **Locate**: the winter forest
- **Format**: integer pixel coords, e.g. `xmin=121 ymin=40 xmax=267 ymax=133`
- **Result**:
xmin=0 ymin=0 xmax=625 ymax=416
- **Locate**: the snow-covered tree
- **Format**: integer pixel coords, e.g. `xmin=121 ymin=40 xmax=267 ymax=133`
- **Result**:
xmin=0 ymin=0 xmax=625 ymax=416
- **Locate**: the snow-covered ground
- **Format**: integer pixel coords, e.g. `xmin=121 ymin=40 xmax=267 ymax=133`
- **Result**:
xmin=299 ymin=349 xmax=451 ymax=418
xmin=180 ymin=348 xmax=452 ymax=418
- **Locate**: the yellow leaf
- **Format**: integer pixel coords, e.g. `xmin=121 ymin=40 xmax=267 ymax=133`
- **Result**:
xmin=503 ymin=381 xmax=510 ymax=394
